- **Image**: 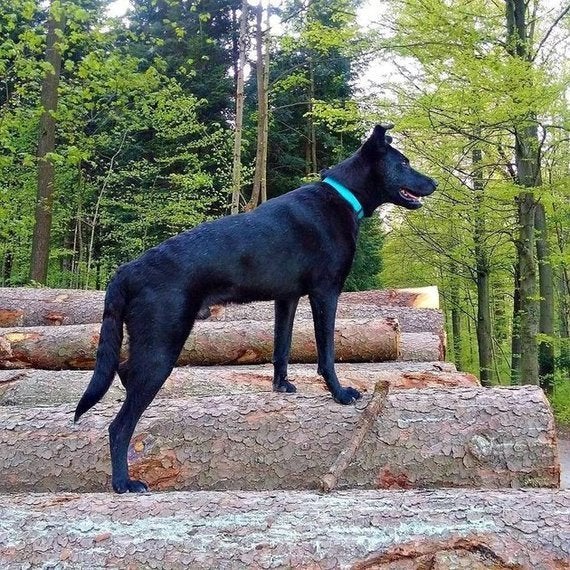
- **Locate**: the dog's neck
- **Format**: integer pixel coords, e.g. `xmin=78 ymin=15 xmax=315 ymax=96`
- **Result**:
xmin=322 ymin=153 xmax=384 ymax=217
xmin=323 ymin=176 xmax=364 ymax=220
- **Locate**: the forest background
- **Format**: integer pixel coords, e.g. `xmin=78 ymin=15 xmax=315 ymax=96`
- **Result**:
xmin=0 ymin=0 xmax=569 ymax=417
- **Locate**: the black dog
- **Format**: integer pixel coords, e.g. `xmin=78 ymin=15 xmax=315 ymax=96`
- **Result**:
xmin=74 ymin=124 xmax=437 ymax=493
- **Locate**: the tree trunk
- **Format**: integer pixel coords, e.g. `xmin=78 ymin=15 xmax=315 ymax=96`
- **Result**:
xmin=448 ymin=265 xmax=463 ymax=371
xmin=559 ymin=270 xmax=570 ymax=374
xmin=505 ymin=0 xmax=541 ymax=386
xmin=511 ymin=260 xmax=522 ymax=384
xmin=246 ymin=0 xmax=269 ymax=211
xmin=0 ymin=318 xmax=402 ymax=369
xmin=0 ymin=286 xmax=441 ymax=327
xmin=230 ymin=0 xmax=248 ymax=214
xmin=472 ymin=145 xmax=494 ymax=386
xmin=0 ymin=489 xmax=568 ymax=569
xmin=305 ymin=56 xmax=317 ymax=175
xmin=0 ymin=362 xmax=475 ymax=407
xmin=535 ymin=201 xmax=555 ymax=393
xmin=29 ymin=4 xmax=64 ymax=284
xmin=517 ymin=188 xmax=540 ymax=386
xmin=0 ymin=386 xmax=558 ymax=492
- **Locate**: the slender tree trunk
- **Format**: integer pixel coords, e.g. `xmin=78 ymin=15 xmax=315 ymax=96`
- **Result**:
xmin=449 ymin=265 xmax=463 ymax=371
xmin=29 ymin=4 xmax=64 ymax=284
xmin=472 ymin=145 xmax=493 ymax=386
xmin=305 ymin=57 xmax=317 ymax=175
xmin=230 ymin=0 xmax=248 ymax=215
xmin=534 ymin=202 xmax=555 ymax=393
xmin=511 ymin=260 xmax=522 ymax=385
xmin=247 ymin=0 xmax=269 ymax=211
xmin=559 ymin=271 xmax=570 ymax=374
xmin=260 ymin=3 xmax=270 ymax=204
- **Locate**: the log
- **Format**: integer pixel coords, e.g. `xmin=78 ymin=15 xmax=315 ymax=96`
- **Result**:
xmin=0 ymin=489 xmax=567 ymax=568
xmin=400 ymin=332 xmax=446 ymax=361
xmin=0 ymin=286 xmax=439 ymax=326
xmin=0 ymin=386 xmax=558 ymax=493
xmin=210 ymin=303 xmax=444 ymax=333
xmin=0 ymin=362 xmax=476 ymax=407
xmin=0 ymin=287 xmax=106 ymax=326
xmin=0 ymin=318 xmax=401 ymax=369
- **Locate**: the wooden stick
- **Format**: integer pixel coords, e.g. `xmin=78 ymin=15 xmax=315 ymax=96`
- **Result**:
xmin=320 ymin=379 xmax=390 ymax=492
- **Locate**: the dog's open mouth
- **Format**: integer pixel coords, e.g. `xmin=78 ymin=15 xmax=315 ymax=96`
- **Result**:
xmin=399 ymin=188 xmax=423 ymax=205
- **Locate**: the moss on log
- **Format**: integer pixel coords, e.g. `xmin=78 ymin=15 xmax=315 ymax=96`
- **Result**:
xmin=0 ymin=386 xmax=558 ymax=493
xmin=0 ymin=489 xmax=567 ymax=568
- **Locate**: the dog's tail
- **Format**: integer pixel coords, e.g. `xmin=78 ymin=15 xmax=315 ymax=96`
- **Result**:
xmin=74 ymin=275 xmax=127 ymax=422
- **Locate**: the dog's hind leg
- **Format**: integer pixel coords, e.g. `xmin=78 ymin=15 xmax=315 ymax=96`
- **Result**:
xmin=272 ymin=298 xmax=299 ymax=393
xmin=309 ymin=292 xmax=361 ymax=405
xmin=108 ymin=308 xmax=195 ymax=493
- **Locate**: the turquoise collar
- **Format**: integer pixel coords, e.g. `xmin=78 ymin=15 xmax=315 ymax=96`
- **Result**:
xmin=323 ymin=176 xmax=364 ymax=220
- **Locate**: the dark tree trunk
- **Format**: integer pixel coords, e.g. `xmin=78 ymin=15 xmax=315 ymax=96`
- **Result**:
xmin=29 ymin=4 xmax=64 ymax=284
xmin=472 ymin=145 xmax=493 ymax=386
xmin=535 ymin=202 xmax=555 ymax=393
xmin=505 ymin=0 xmax=541 ymax=386
xmin=449 ymin=279 xmax=463 ymax=371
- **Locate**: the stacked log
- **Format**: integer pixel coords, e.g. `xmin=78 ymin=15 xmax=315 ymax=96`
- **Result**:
xmin=0 ymin=285 xmax=566 ymax=569
xmin=0 ymin=362 xmax=477 ymax=406
xmin=0 ymin=489 xmax=567 ymax=568
xmin=0 ymin=285 xmax=439 ymax=326
xmin=0 ymin=386 xmax=558 ymax=492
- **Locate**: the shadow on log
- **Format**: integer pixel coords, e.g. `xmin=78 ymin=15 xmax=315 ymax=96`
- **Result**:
xmin=0 ymin=489 xmax=567 ymax=568
xmin=0 ymin=386 xmax=558 ymax=492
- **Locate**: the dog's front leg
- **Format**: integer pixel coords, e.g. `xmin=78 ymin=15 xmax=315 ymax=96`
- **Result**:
xmin=272 ymin=298 xmax=299 ymax=392
xmin=309 ymin=293 xmax=361 ymax=404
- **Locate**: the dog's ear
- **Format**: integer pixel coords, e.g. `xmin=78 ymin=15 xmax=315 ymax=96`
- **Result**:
xmin=362 ymin=124 xmax=394 ymax=157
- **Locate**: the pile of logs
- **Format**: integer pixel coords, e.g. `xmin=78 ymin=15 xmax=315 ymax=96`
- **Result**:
xmin=0 ymin=285 xmax=568 ymax=568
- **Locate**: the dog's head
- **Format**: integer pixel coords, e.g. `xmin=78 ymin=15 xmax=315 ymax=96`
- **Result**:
xmin=360 ymin=124 xmax=437 ymax=211
xmin=323 ymin=125 xmax=437 ymax=216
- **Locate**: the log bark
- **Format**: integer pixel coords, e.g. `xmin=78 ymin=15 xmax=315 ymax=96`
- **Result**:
xmin=0 ymin=489 xmax=568 ymax=568
xmin=0 ymin=287 xmax=440 ymax=327
xmin=399 ymin=332 xmax=445 ymax=361
xmin=0 ymin=318 xmax=401 ymax=369
xmin=0 ymin=386 xmax=558 ymax=493
xmin=0 ymin=361 xmax=470 ymax=407
xmin=0 ymin=287 xmax=105 ymax=326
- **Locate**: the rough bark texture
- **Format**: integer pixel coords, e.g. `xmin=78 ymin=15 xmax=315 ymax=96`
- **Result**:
xmin=0 ymin=287 xmax=106 ymax=326
xmin=399 ymin=332 xmax=445 ymax=361
xmin=0 ymin=386 xmax=558 ymax=493
xmin=0 ymin=361 xmax=474 ymax=407
xmin=0 ymin=489 xmax=568 ymax=569
xmin=29 ymin=5 xmax=64 ymax=284
xmin=0 ymin=318 xmax=401 ymax=369
xmin=0 ymin=287 xmax=442 ymax=328
xmin=535 ymin=201 xmax=555 ymax=392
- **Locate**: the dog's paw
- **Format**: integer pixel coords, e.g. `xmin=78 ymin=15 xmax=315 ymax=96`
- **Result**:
xmin=273 ymin=378 xmax=297 ymax=393
xmin=112 ymin=478 xmax=149 ymax=494
xmin=333 ymin=386 xmax=361 ymax=405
